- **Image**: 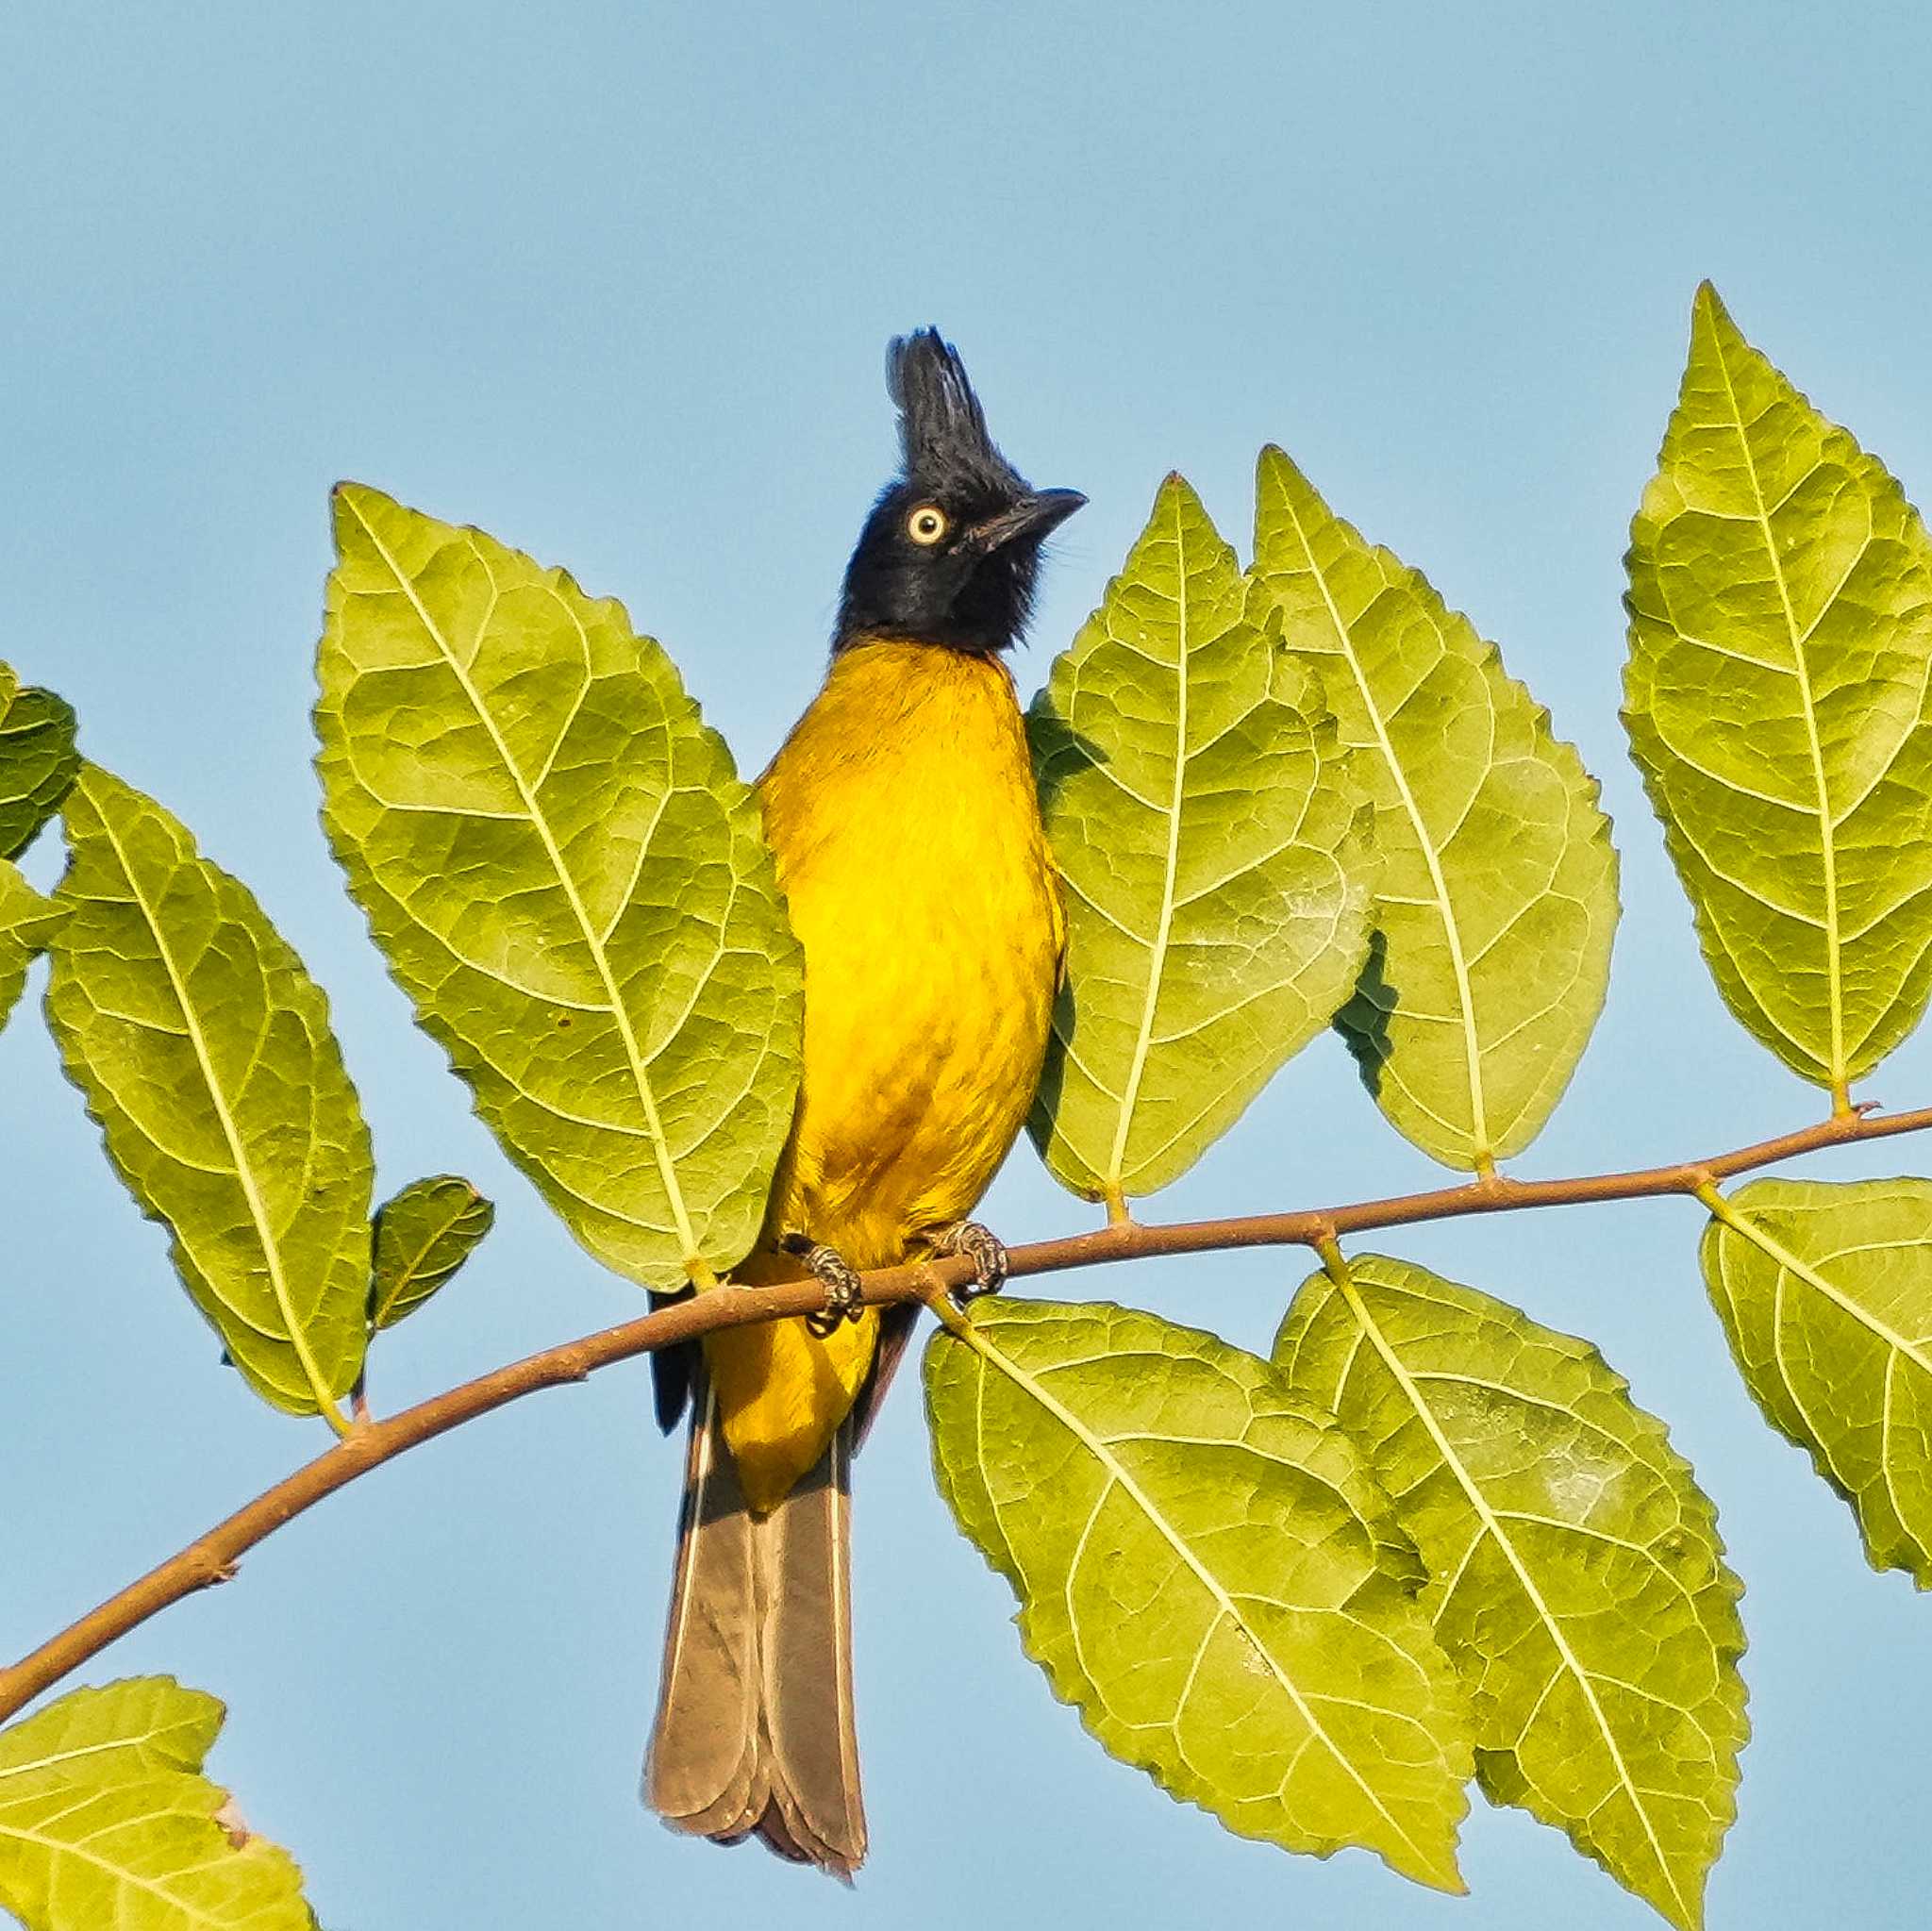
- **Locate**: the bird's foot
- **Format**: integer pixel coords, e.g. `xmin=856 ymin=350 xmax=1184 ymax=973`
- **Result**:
xmin=936 ymin=1220 xmax=1008 ymax=1302
xmin=783 ymin=1234 xmax=867 ymax=1338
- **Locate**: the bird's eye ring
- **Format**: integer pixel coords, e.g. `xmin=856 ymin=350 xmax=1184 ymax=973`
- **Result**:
xmin=906 ymin=504 xmax=949 ymax=546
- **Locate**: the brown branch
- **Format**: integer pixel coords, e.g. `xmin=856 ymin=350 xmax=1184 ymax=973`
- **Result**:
xmin=3 ymin=1098 xmax=1928 ymax=1725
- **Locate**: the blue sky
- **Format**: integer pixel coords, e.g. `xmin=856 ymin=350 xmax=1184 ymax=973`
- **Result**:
xmin=4 ymin=4 xmax=1931 ymax=1926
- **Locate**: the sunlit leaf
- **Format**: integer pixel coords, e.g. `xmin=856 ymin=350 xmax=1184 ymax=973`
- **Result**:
xmin=1250 ymin=449 xmax=1618 ymax=1169
xmin=1702 ymin=1174 xmax=1932 ymax=1586
xmin=1027 ymin=474 xmax=1373 ymax=1207
xmin=369 ymin=1174 xmax=494 ymax=1330
xmin=1276 ymin=1256 xmax=1747 ymax=1930
xmin=0 ymin=862 xmax=61 ymax=1034
xmin=0 ymin=660 xmax=79 ymax=861
xmin=43 ymin=765 xmax=371 ymax=1421
xmin=315 ymin=484 xmax=802 ymax=1291
xmin=0 ymin=1677 xmax=314 ymax=1930
xmin=1624 ymin=284 xmax=1932 ymax=1102
xmin=924 ymin=1297 xmax=1472 ymax=1891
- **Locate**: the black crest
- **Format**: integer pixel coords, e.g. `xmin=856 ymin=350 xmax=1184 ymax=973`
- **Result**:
xmin=887 ymin=330 xmax=1025 ymax=501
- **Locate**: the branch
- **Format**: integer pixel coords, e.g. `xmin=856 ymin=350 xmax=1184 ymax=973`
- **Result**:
xmin=3 ymin=1099 xmax=1927 ymax=1724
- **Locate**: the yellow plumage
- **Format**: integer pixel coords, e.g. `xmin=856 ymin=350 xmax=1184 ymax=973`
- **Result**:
xmin=703 ymin=637 xmax=1063 ymax=1511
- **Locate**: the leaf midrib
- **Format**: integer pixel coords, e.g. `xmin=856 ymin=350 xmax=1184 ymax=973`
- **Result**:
xmin=343 ymin=497 xmax=702 ymax=1270
xmin=1106 ymin=488 xmax=1192 ymax=1195
xmin=1274 ymin=484 xmax=1491 ymax=1161
xmin=1712 ymin=1202 xmax=1932 ymax=1379
xmin=1708 ymin=327 xmax=1847 ymax=1098
xmin=959 ymin=1315 xmax=1441 ymax=1879
xmin=0 ymin=1729 xmax=193 ymax=1782
xmin=88 ymin=791 xmax=344 ymax=1427
xmin=374 ymin=1190 xmax=471 ymax=1324
xmin=1332 ymin=1272 xmax=1689 ymax=1925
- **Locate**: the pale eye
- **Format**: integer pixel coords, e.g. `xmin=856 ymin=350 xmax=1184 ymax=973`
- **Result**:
xmin=906 ymin=504 xmax=949 ymax=546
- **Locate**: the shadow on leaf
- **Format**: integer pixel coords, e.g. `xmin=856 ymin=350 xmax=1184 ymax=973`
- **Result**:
xmin=1335 ymin=926 xmax=1395 ymax=1100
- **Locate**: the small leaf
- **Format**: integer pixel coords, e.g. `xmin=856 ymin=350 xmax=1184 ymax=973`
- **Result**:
xmin=1624 ymin=284 xmax=1932 ymax=1102
xmin=0 ymin=661 xmax=80 ymax=861
xmin=44 ymin=765 xmax=372 ymax=1421
xmin=370 ymin=1174 xmax=494 ymax=1329
xmin=0 ymin=1677 xmax=315 ymax=1930
xmin=1702 ymin=1175 xmax=1932 ymax=1585
xmin=1276 ymin=1256 xmax=1747 ymax=1930
xmin=314 ymin=484 xmax=803 ymax=1291
xmin=1251 ymin=449 xmax=1619 ymax=1169
xmin=0 ymin=861 xmax=62 ymax=1034
xmin=924 ymin=1297 xmax=1472 ymax=1891
xmin=1027 ymin=474 xmax=1374 ymax=1206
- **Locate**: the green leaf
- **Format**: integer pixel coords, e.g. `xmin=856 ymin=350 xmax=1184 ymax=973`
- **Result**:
xmin=0 ymin=661 xmax=80 ymax=861
xmin=1251 ymin=449 xmax=1619 ymax=1170
xmin=0 ymin=1677 xmax=315 ymax=1931
xmin=43 ymin=765 xmax=372 ymax=1422
xmin=1027 ymin=474 xmax=1374 ymax=1206
xmin=315 ymin=483 xmax=802 ymax=1291
xmin=1624 ymin=284 xmax=1932 ymax=1103
xmin=1275 ymin=1256 xmax=1747 ymax=1931
xmin=924 ymin=1297 xmax=1473 ymax=1891
xmin=0 ymin=862 xmax=62 ymax=1034
xmin=369 ymin=1174 xmax=494 ymax=1329
xmin=1702 ymin=1174 xmax=1932 ymax=1586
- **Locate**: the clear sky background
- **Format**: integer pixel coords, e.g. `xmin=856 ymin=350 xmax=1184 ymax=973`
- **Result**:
xmin=4 ymin=5 xmax=1930 ymax=1927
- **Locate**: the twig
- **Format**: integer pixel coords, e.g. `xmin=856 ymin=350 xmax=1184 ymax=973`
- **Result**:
xmin=1 ymin=1099 xmax=1926 ymax=1724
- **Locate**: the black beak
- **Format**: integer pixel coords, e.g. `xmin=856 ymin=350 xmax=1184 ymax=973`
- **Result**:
xmin=968 ymin=488 xmax=1088 ymax=554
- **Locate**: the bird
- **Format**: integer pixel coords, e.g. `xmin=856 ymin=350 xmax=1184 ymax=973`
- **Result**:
xmin=643 ymin=330 xmax=1083 ymax=1876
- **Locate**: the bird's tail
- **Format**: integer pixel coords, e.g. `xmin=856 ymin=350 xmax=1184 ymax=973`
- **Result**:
xmin=644 ymin=1369 xmax=866 ymax=1878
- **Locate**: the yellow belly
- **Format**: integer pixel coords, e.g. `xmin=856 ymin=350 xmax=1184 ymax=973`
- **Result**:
xmin=705 ymin=639 xmax=1063 ymax=1509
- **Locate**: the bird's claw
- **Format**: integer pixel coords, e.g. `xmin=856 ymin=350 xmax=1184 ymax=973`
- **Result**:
xmin=937 ymin=1221 xmax=1008 ymax=1302
xmin=791 ymin=1240 xmax=866 ymax=1338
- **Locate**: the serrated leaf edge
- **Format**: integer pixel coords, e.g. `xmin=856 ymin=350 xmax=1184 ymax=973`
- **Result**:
xmin=0 ymin=1677 xmax=311 ymax=1931
xmin=941 ymin=1305 xmax=1463 ymax=1890
xmin=74 ymin=776 xmax=349 ymax=1427
xmin=0 ymin=661 xmax=81 ymax=863
xmin=1622 ymin=285 xmax=1932 ymax=1099
xmin=1703 ymin=1181 xmax=1932 ymax=1583
xmin=337 ymin=490 xmax=708 ymax=1275
xmin=1317 ymin=1263 xmax=1707 ymax=1929
xmin=370 ymin=1176 xmax=491 ymax=1329
xmin=1036 ymin=473 xmax=1374 ymax=1202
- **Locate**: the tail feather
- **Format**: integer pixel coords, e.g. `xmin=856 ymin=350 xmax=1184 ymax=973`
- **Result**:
xmin=645 ymin=1373 xmax=866 ymax=1877
xmin=647 ymin=1380 xmax=764 ymax=1837
xmin=758 ymin=1423 xmax=862 ymax=1871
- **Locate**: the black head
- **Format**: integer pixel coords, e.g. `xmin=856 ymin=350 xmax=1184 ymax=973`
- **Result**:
xmin=833 ymin=330 xmax=1084 ymax=655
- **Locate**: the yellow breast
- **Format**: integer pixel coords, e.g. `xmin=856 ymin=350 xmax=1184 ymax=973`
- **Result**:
xmin=704 ymin=639 xmax=1063 ymax=1508
xmin=761 ymin=639 xmax=1063 ymax=1261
